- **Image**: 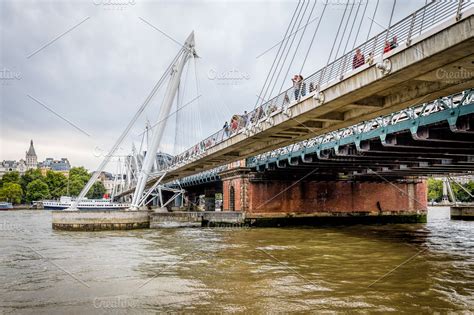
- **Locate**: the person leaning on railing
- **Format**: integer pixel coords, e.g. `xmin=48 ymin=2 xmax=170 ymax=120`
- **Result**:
xmin=266 ymin=103 xmax=277 ymax=116
xmin=230 ymin=115 xmax=238 ymax=132
xmin=390 ymin=36 xmax=398 ymax=49
xmin=366 ymin=52 xmax=374 ymax=65
xmin=383 ymin=41 xmax=392 ymax=53
xmin=352 ymin=48 xmax=365 ymax=69
xmin=292 ymin=74 xmax=303 ymax=100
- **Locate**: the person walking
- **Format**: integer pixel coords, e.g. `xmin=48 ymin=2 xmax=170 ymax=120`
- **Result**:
xmin=223 ymin=121 xmax=229 ymax=138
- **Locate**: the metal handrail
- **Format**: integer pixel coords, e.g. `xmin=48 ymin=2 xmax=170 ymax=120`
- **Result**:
xmin=170 ymin=0 xmax=472 ymax=170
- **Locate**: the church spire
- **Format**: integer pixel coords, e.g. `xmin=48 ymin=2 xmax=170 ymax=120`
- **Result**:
xmin=27 ymin=139 xmax=36 ymax=157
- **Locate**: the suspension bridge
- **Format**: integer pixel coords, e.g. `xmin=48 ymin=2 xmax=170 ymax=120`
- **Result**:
xmin=53 ymin=0 xmax=474 ymax=229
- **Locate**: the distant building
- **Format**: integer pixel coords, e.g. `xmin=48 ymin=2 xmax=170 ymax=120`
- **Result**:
xmin=0 ymin=140 xmax=73 ymax=178
xmin=25 ymin=140 xmax=38 ymax=170
xmin=39 ymin=158 xmax=71 ymax=177
xmin=0 ymin=140 xmax=37 ymax=177
xmin=17 ymin=159 xmax=27 ymax=174
xmin=97 ymin=171 xmax=125 ymax=196
xmin=0 ymin=160 xmax=26 ymax=177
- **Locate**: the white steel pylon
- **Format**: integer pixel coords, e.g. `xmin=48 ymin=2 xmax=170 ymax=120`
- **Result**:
xmin=129 ymin=31 xmax=196 ymax=210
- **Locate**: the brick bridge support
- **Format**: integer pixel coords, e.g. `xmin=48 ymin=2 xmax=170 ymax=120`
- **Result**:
xmin=219 ymin=167 xmax=427 ymax=225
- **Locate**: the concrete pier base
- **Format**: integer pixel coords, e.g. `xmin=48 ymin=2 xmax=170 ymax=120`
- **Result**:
xmin=245 ymin=211 xmax=426 ymax=227
xmin=150 ymin=211 xmax=245 ymax=228
xmin=451 ymin=205 xmax=474 ymax=220
xmin=52 ymin=210 xmax=150 ymax=231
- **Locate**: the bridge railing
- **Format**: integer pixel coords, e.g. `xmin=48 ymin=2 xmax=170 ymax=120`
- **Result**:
xmin=171 ymin=0 xmax=472 ymax=170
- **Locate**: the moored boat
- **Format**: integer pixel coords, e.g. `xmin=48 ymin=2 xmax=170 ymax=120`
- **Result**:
xmin=43 ymin=196 xmax=129 ymax=210
xmin=0 ymin=202 xmax=13 ymax=210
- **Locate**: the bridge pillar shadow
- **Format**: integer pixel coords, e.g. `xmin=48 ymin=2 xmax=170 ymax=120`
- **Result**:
xmin=219 ymin=167 xmax=427 ymax=225
xmin=182 ymin=182 xmax=222 ymax=211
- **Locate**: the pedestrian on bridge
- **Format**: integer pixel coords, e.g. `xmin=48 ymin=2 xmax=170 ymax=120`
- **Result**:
xmin=292 ymin=74 xmax=303 ymax=100
xmin=243 ymin=110 xmax=249 ymax=127
xmin=390 ymin=36 xmax=398 ymax=49
xmin=223 ymin=121 xmax=229 ymax=138
xmin=384 ymin=41 xmax=392 ymax=53
xmin=301 ymin=80 xmax=306 ymax=97
xmin=352 ymin=48 xmax=365 ymax=69
xmin=367 ymin=52 xmax=374 ymax=65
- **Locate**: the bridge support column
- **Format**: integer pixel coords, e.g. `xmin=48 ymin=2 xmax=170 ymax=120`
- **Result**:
xmin=219 ymin=167 xmax=251 ymax=212
xmin=220 ymin=170 xmax=427 ymax=224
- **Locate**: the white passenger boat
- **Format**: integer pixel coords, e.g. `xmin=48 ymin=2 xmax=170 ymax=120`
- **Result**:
xmin=0 ymin=202 xmax=13 ymax=210
xmin=43 ymin=196 xmax=129 ymax=210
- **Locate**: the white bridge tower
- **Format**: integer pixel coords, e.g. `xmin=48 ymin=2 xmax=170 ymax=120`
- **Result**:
xmin=129 ymin=32 xmax=196 ymax=210
xmin=69 ymin=31 xmax=196 ymax=211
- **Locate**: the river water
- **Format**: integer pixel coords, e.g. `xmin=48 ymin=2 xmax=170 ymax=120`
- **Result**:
xmin=0 ymin=207 xmax=472 ymax=314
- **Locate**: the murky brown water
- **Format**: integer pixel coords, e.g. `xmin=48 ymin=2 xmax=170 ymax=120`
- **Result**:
xmin=0 ymin=208 xmax=473 ymax=314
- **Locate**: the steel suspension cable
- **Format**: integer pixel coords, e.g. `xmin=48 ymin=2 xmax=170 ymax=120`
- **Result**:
xmin=325 ymin=1 xmax=349 ymax=66
xmin=448 ymin=177 xmax=474 ymax=198
xmin=318 ymin=0 xmax=349 ymax=86
xmin=351 ymin=0 xmax=369 ymax=49
xmin=384 ymin=0 xmax=397 ymax=43
xmin=276 ymin=0 xmax=317 ymax=96
xmin=366 ymin=0 xmax=380 ymax=40
xmin=298 ymin=1 xmax=328 ymax=75
xmin=341 ymin=0 xmax=362 ymax=57
xmin=254 ymin=0 xmax=302 ymax=110
xmin=260 ymin=0 xmax=307 ymax=107
xmin=334 ymin=2 xmax=355 ymax=60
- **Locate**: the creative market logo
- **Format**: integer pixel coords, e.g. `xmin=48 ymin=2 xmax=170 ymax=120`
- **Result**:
xmin=207 ymin=68 xmax=251 ymax=86
xmin=93 ymin=0 xmax=136 ymax=10
xmin=0 ymin=67 xmax=22 ymax=85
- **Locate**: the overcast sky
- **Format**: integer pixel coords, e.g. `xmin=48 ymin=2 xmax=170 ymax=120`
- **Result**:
xmin=1 ymin=0 xmax=428 ymax=172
